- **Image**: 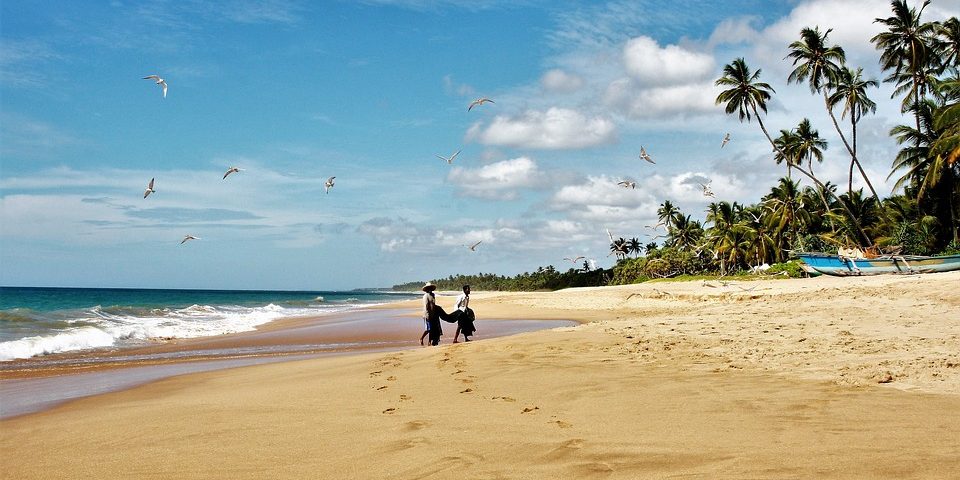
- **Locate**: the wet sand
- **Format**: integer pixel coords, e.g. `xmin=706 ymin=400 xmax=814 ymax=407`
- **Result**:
xmin=0 ymin=306 xmax=574 ymax=418
xmin=2 ymin=272 xmax=959 ymax=479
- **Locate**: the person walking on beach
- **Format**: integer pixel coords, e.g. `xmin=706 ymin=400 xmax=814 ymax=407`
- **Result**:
xmin=421 ymin=282 xmax=442 ymax=346
xmin=452 ymin=285 xmax=476 ymax=343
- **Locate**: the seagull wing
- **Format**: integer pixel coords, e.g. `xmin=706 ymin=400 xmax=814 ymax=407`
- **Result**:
xmin=449 ymin=150 xmax=461 ymax=162
xmin=470 ymin=241 xmax=482 ymax=250
xmin=143 ymin=75 xmax=160 ymax=81
xmin=160 ymin=81 xmax=167 ymax=98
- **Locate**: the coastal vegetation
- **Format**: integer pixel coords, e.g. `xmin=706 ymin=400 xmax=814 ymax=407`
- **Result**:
xmin=396 ymin=1 xmax=958 ymax=292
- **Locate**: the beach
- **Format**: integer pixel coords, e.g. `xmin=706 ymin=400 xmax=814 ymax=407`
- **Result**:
xmin=2 ymin=272 xmax=959 ymax=479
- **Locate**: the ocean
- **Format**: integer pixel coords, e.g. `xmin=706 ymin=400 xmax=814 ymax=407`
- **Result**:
xmin=0 ymin=286 xmax=418 ymax=361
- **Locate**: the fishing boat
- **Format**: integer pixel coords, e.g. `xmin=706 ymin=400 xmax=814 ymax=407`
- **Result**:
xmin=796 ymin=252 xmax=960 ymax=277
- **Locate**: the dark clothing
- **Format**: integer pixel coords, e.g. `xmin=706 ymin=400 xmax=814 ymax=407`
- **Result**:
xmin=447 ymin=308 xmax=476 ymax=338
xmin=429 ymin=305 xmax=454 ymax=345
xmin=458 ymin=308 xmax=476 ymax=337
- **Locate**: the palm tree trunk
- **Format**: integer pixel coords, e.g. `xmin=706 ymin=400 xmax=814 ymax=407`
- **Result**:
xmin=753 ymin=105 xmax=872 ymax=247
xmin=824 ymin=94 xmax=880 ymax=202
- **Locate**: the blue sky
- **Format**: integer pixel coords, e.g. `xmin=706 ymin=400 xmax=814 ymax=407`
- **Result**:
xmin=2 ymin=0 xmax=958 ymax=290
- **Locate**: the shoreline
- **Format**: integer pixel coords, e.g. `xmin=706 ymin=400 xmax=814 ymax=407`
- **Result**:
xmin=2 ymin=272 xmax=959 ymax=478
xmin=0 ymin=304 xmax=575 ymax=418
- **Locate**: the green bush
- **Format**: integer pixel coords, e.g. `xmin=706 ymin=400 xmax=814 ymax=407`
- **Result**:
xmin=611 ymin=257 xmax=649 ymax=285
xmin=766 ymin=260 xmax=805 ymax=278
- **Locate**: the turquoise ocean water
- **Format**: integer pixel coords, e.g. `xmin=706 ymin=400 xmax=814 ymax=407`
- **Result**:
xmin=0 ymin=287 xmax=418 ymax=361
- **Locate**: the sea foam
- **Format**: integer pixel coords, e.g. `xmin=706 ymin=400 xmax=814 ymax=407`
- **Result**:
xmin=0 ymin=303 xmax=327 ymax=361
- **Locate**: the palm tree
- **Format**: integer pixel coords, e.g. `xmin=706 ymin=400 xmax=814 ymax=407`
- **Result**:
xmin=773 ymin=129 xmax=800 ymax=177
xmin=872 ymin=0 xmax=939 ymax=133
xmin=657 ymin=200 xmax=681 ymax=230
xmin=627 ymin=237 xmax=642 ymax=258
xmin=668 ymin=215 xmax=703 ymax=252
xmin=891 ymin=95 xmax=960 ymax=243
xmin=938 ymin=17 xmax=960 ymax=74
xmin=717 ymin=57 xmax=872 ymax=246
xmin=828 ymin=66 xmax=881 ymax=199
xmin=763 ymin=177 xmax=811 ymax=257
xmin=793 ymin=118 xmax=828 ymax=174
xmin=644 ymin=242 xmax=659 ymax=255
xmin=715 ymin=58 xmax=777 ymax=146
xmin=609 ymin=237 xmax=629 ymax=260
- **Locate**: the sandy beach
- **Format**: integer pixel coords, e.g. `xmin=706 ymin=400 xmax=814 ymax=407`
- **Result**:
xmin=2 ymin=272 xmax=959 ymax=479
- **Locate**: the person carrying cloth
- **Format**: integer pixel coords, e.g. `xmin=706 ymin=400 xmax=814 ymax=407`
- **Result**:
xmin=452 ymin=285 xmax=476 ymax=343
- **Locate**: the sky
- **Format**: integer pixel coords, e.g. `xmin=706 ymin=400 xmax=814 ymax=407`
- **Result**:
xmin=1 ymin=0 xmax=958 ymax=290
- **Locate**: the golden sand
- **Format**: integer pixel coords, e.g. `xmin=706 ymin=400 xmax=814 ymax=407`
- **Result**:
xmin=2 ymin=271 xmax=959 ymax=479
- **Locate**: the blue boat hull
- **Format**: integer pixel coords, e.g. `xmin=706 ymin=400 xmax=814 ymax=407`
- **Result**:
xmin=797 ymin=253 xmax=960 ymax=276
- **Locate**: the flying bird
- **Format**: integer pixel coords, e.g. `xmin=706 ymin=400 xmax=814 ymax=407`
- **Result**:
xmin=563 ymin=256 xmax=585 ymax=264
xmin=467 ymin=97 xmax=494 ymax=111
xmin=143 ymin=74 xmax=167 ymax=98
xmin=466 ymin=240 xmax=482 ymax=251
xmin=617 ymin=180 xmax=637 ymax=189
xmin=222 ymin=167 xmax=242 ymax=179
xmin=436 ymin=149 xmax=461 ymax=164
xmin=324 ymin=176 xmax=336 ymax=194
xmin=180 ymin=235 xmax=200 ymax=245
xmin=143 ymin=178 xmax=155 ymax=198
xmin=639 ymin=146 xmax=654 ymax=164
xmin=698 ymin=182 xmax=715 ymax=198
xmin=721 ymin=133 xmax=731 ymax=148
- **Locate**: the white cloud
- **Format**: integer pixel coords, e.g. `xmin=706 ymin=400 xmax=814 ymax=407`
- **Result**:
xmin=622 ymin=36 xmax=715 ymax=86
xmin=466 ymin=107 xmax=616 ymax=150
xmin=541 ymin=68 xmax=584 ymax=93
xmin=603 ymin=80 xmax=720 ymax=118
xmin=708 ymin=16 xmax=762 ymax=48
xmin=447 ymin=157 xmax=542 ymax=200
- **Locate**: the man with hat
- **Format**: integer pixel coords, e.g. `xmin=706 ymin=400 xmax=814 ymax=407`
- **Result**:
xmin=420 ymin=282 xmax=442 ymax=346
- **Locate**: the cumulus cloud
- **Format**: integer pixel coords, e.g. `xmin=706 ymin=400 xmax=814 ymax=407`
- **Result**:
xmin=603 ymin=80 xmax=720 ymax=118
xmin=622 ymin=36 xmax=715 ymax=86
xmin=466 ymin=107 xmax=616 ymax=150
xmin=446 ymin=157 xmax=542 ymax=200
xmin=541 ymin=68 xmax=585 ymax=93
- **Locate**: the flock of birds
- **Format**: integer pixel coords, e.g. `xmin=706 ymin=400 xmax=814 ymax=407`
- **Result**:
xmin=139 ymin=75 xmax=730 ymax=265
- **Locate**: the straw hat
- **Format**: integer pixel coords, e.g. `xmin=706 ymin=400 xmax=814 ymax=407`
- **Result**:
xmin=421 ymin=282 xmax=437 ymax=292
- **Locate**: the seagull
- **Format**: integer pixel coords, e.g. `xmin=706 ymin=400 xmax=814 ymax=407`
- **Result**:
xmin=467 ymin=240 xmax=482 ymax=251
xmin=721 ymin=133 xmax=731 ymax=148
xmin=468 ymin=97 xmax=494 ymax=111
xmin=180 ymin=235 xmax=200 ymax=245
xmin=563 ymin=256 xmax=585 ymax=264
xmin=143 ymin=75 xmax=167 ymax=98
xmin=222 ymin=167 xmax=242 ymax=180
xmin=698 ymin=182 xmax=715 ymax=198
xmin=617 ymin=180 xmax=637 ymax=189
xmin=436 ymin=149 xmax=461 ymax=164
xmin=143 ymin=178 xmax=155 ymax=198
xmin=645 ymin=222 xmax=664 ymax=230
xmin=324 ymin=176 xmax=336 ymax=194
xmin=606 ymin=228 xmax=615 ymax=243
xmin=639 ymin=146 xmax=655 ymax=164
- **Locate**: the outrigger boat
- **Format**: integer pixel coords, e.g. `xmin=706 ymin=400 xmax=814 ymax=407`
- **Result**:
xmin=797 ymin=252 xmax=960 ymax=277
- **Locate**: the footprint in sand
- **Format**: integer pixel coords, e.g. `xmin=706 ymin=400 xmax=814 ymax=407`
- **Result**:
xmin=383 ymin=407 xmax=397 ymax=414
xmin=403 ymin=420 xmax=429 ymax=431
xmin=399 ymin=394 xmax=411 ymax=401
xmin=550 ymin=417 xmax=573 ymax=429
xmin=377 ymin=385 xmax=388 ymax=391
xmin=460 ymin=388 xmax=473 ymax=394
xmin=386 ymin=376 xmax=396 ymax=381
xmin=369 ymin=371 xmax=382 ymax=377
xmin=491 ymin=396 xmax=516 ymax=402
xmin=521 ymin=406 xmax=540 ymax=414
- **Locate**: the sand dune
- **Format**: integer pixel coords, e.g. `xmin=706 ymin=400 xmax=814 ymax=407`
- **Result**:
xmin=2 ymin=272 xmax=959 ymax=479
